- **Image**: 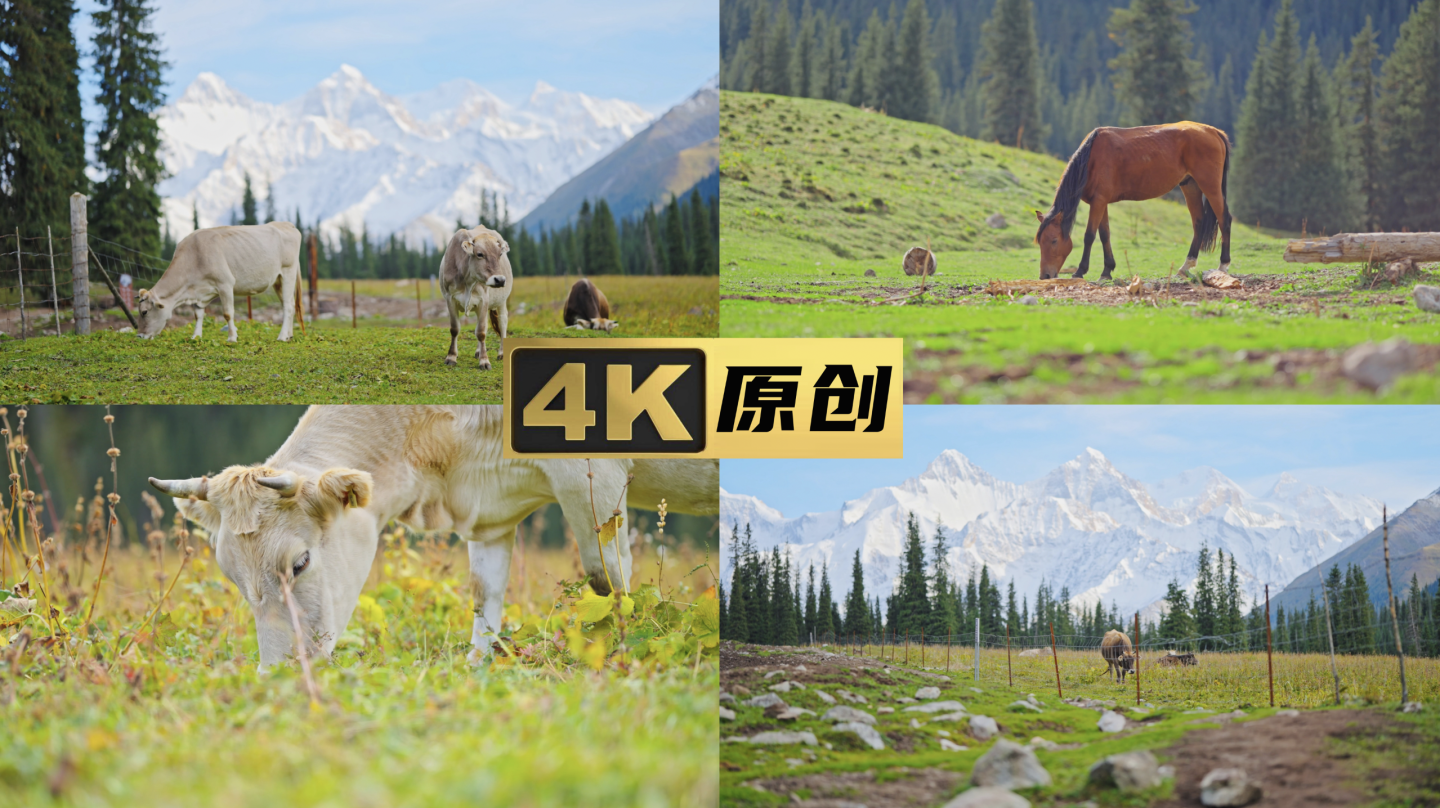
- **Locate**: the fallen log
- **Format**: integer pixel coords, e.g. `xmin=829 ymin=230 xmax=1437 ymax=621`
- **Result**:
xmin=984 ymin=278 xmax=1088 ymax=295
xmin=1283 ymin=232 xmax=1440 ymax=264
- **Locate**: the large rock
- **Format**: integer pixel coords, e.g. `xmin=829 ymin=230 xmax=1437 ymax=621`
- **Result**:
xmin=1415 ymin=285 xmax=1440 ymax=313
xmin=719 ymin=706 xmax=736 ymax=722
xmin=970 ymin=739 xmax=1052 ymax=789
xmin=904 ymin=700 xmax=966 ymax=714
xmin=969 ymin=715 xmax=999 ymax=741
xmin=916 ymin=686 xmax=942 ymax=700
xmin=1200 ymin=768 xmax=1262 ymax=806
xmin=1097 ymin=710 xmax=1127 ymax=733
xmin=822 ymin=706 xmax=877 ymax=725
xmin=745 ymin=693 xmax=787 ymax=710
xmin=1341 ymin=338 xmax=1417 ymax=390
xmin=737 ymin=731 xmax=819 ymax=746
xmin=942 ymin=786 xmax=1030 ymax=808
xmin=833 ymin=721 xmax=886 ymax=750
xmin=1088 ymin=750 xmax=1162 ymax=792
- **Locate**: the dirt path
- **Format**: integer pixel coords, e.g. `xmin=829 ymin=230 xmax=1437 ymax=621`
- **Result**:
xmin=1153 ymin=709 xmax=1399 ymax=807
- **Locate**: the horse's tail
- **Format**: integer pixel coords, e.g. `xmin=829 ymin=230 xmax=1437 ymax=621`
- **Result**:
xmin=1196 ymin=131 xmax=1231 ymax=253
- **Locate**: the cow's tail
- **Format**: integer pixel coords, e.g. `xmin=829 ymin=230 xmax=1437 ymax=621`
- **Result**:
xmin=1196 ymin=131 xmax=1230 ymax=253
xmin=295 ymin=280 xmax=307 ymax=336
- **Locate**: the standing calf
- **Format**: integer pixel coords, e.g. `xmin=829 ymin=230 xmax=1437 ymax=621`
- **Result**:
xmin=1100 ymin=629 xmax=1136 ymax=683
xmin=439 ymin=226 xmax=510 ymax=369
xmin=563 ymin=278 xmax=619 ymax=332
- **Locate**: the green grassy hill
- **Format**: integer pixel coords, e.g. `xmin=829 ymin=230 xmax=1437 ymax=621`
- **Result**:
xmin=720 ymin=91 xmax=1267 ymax=263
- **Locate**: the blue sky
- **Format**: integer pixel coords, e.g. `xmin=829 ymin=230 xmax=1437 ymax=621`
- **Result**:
xmin=74 ymin=0 xmax=718 ymax=113
xmin=722 ymin=406 xmax=1440 ymax=517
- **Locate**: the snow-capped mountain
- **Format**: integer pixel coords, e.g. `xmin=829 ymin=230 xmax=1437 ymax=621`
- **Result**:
xmin=157 ymin=66 xmax=655 ymax=246
xmin=721 ymin=449 xmax=1387 ymax=621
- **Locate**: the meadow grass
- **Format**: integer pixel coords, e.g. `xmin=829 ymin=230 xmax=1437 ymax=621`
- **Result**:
xmin=0 ymin=409 xmax=720 ymax=807
xmin=718 ymin=91 xmax=1440 ymax=402
xmin=0 ymin=276 xmax=718 ymax=405
xmin=721 ymin=642 xmax=1440 ymax=807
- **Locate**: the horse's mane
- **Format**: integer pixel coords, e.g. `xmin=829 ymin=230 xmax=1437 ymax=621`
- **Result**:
xmin=1035 ymin=129 xmax=1097 ymax=243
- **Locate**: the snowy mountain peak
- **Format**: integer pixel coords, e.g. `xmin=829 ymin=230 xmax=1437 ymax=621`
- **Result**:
xmin=178 ymin=72 xmax=250 ymax=107
xmin=921 ymin=449 xmax=988 ymax=483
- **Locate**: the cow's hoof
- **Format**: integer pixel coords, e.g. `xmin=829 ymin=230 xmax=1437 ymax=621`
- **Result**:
xmin=444 ymin=356 xmax=458 ymax=366
xmin=478 ymin=360 xmax=492 ymax=371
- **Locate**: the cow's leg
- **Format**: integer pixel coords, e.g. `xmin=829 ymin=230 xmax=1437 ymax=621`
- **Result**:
xmin=1098 ymin=210 xmax=1117 ymax=280
xmin=466 ymin=525 xmax=516 ymax=665
xmin=1075 ymin=202 xmax=1105 ymax=280
xmin=192 ymin=303 xmax=205 ymax=339
xmin=552 ymin=461 xmax=631 ymax=595
xmin=1178 ymin=179 xmax=1207 ymax=278
xmin=474 ymin=300 xmax=491 ymax=370
xmin=275 ymin=273 xmax=295 ymax=341
xmin=219 ymin=288 xmax=238 ymax=342
xmin=444 ymin=294 xmax=461 ymax=366
xmin=489 ymin=304 xmax=507 ymax=364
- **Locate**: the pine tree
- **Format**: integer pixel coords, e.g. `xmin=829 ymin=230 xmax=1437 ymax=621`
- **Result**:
xmin=729 ymin=574 xmax=750 ymax=642
xmin=764 ymin=0 xmax=792 ymax=96
xmin=926 ymin=522 xmax=957 ymax=640
xmin=816 ymin=563 xmax=835 ymax=640
xmin=91 ymin=0 xmax=167 ymax=259
xmin=1377 ymin=0 xmax=1440 ymax=231
xmin=1293 ymin=37 xmax=1354 ymax=231
xmin=587 ymin=199 xmax=622 ymax=274
xmin=848 ymin=10 xmax=885 ymax=108
xmin=718 ymin=579 xmax=729 ymax=638
xmin=688 ymin=190 xmax=716 ymax=275
xmin=1107 ymin=0 xmax=1205 ymax=126
xmin=240 ymin=173 xmax=258 ymax=226
xmin=1205 ymin=53 xmax=1239 ymax=135
xmin=1339 ymin=17 xmax=1382 ymax=231
xmin=264 ymin=179 xmax=276 ymax=223
xmin=1158 ymin=579 xmax=1195 ymax=648
xmin=889 ymin=0 xmax=938 ymax=123
xmin=804 ymin=564 xmax=817 ymax=642
xmin=771 ymin=548 xmax=799 ymax=645
xmin=896 ymin=512 xmax=931 ymax=637
xmin=191 ymin=202 xmax=199 ymax=232
xmin=1232 ymin=0 xmax=1304 ymax=231
xmin=844 ymin=549 xmax=870 ymax=639
xmin=664 ymin=196 xmax=689 ymax=274
xmin=816 ymin=12 xmax=846 ymax=102
xmin=1194 ymin=544 xmax=1216 ymax=648
xmin=0 ymin=0 xmax=87 ymax=236
xmin=791 ymin=2 xmax=817 ymax=98
xmin=979 ymin=0 xmax=1046 ymax=150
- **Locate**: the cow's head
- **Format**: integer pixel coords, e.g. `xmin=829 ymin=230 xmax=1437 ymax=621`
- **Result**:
xmin=461 ymin=229 xmax=510 ymax=288
xmin=134 ymin=289 xmax=169 ymax=338
xmin=150 ymin=465 xmax=377 ymax=670
xmin=1034 ymin=209 xmax=1073 ymax=280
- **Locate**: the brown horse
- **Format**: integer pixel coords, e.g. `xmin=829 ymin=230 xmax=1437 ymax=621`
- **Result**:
xmin=1034 ymin=122 xmax=1232 ymax=281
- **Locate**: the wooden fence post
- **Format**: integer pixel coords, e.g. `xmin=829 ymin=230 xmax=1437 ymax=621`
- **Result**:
xmin=415 ymin=277 xmax=423 ymax=325
xmin=308 ymin=232 xmax=319 ymax=322
xmin=946 ymin=628 xmax=951 ymax=672
xmin=1006 ymin=622 xmax=1012 ymax=688
xmin=247 ymin=295 xmax=252 ymax=321
xmin=351 ymin=280 xmax=357 ymax=328
xmin=1265 ymin=584 xmax=1275 ymax=708
xmin=47 ymin=227 xmax=60 ymax=335
xmin=14 ymin=228 xmax=26 ymax=339
xmin=1134 ymin=612 xmax=1141 ymax=706
xmin=1382 ymin=506 xmax=1409 ymax=704
xmin=1322 ymin=579 xmax=1340 ymax=705
xmin=1050 ymin=621 xmax=1062 ymax=699
xmin=70 ymin=194 xmax=89 ymax=335
xmin=974 ymin=617 xmax=980 ymax=682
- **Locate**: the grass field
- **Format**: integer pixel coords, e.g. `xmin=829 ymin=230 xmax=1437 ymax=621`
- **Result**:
xmin=0 ymin=276 xmax=717 ymax=404
xmin=1 ymin=508 xmax=720 ymax=806
xmin=718 ymin=92 xmax=1440 ymax=402
xmin=721 ymin=642 xmax=1440 ymax=807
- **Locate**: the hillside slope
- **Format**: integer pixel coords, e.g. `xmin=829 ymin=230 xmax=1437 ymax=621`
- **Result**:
xmin=719 ymin=91 xmax=1242 ymax=261
xmin=521 ymin=79 xmax=719 ymax=231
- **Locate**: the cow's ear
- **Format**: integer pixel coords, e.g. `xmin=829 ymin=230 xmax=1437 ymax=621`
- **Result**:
xmin=498 ymin=236 xmax=510 ymax=255
xmin=461 ymin=239 xmax=475 ymax=256
xmin=315 ymin=468 xmax=373 ymax=511
xmin=175 ymin=497 xmax=222 ymax=536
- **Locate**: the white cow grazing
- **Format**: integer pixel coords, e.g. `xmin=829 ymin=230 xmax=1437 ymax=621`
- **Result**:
xmin=135 ymin=221 xmax=303 ymax=342
xmin=439 ymin=226 xmax=511 ymax=369
xmin=149 ymin=406 xmax=718 ymax=670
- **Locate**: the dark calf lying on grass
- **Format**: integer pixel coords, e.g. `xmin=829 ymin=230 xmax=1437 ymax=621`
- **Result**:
xmin=563 ymin=278 xmax=619 ymax=332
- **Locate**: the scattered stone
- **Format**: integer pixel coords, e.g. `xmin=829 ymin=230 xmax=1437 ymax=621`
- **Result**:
xmin=943 ymin=786 xmax=1029 ymax=808
xmin=1008 ymin=700 xmax=1044 ymax=713
xmin=970 ymin=739 xmax=1052 ymax=789
xmin=770 ymin=682 xmax=793 ymax=693
xmin=1403 ymin=701 xmax=1424 ymax=713
xmin=904 ymin=700 xmax=967 ymax=714
xmin=864 ymin=268 xmax=877 ymax=277
xmin=794 ymin=664 xmax=808 ymax=672
xmin=1018 ymin=294 xmax=1039 ymax=306
xmin=969 ymin=687 xmax=984 ymax=694
xmin=766 ymin=703 xmax=794 ymax=720
xmin=833 ymin=721 xmax=886 ymax=751
xmin=1275 ymin=709 xmax=1300 ymax=717
xmin=1097 ymin=710 xmax=1127 ymax=733
xmin=719 ymin=692 xmax=736 ymax=705
xmin=733 ymin=685 xmax=752 ymax=697
xmin=1026 ymin=694 xmax=1044 ymax=707
xmin=895 ymin=697 xmax=918 ymax=705
xmin=1183 ymin=708 xmax=1213 ymax=714
xmin=739 ymin=731 xmax=820 ymax=747
xmin=969 ymin=715 xmax=999 ymax=741
xmin=1415 ymin=285 xmax=1440 ymax=313
xmin=939 ymin=739 xmax=968 ymax=753
xmin=746 ymin=693 xmax=787 ymax=710
xmin=836 ymin=690 xmax=868 ymax=705
xmin=822 ymin=706 xmax=877 ymax=726
xmin=916 ymin=686 xmax=942 ymax=700
xmin=813 ymin=689 xmax=837 ymax=705
xmin=1088 ymin=750 xmax=1162 ymax=792
xmin=719 ymin=706 xmax=736 ymax=722
xmin=785 ymin=757 xmax=805 ymax=769
xmin=876 ymin=707 xmax=895 ymax=715
xmin=1066 ymin=697 xmax=1113 ymax=710
xmin=1199 ymin=768 xmax=1262 ymax=806
xmin=1341 ymin=338 xmax=1418 ymax=390
xmin=986 ymin=212 xmax=1007 ymax=229
xmin=774 ymin=708 xmax=816 ymax=721
xmin=1158 ymin=765 xmax=1176 ymax=780
xmin=1028 ymin=737 xmax=1060 ymax=751
xmin=937 ymin=730 xmax=951 ymax=738
xmin=931 ymin=712 xmax=968 ymax=722
xmin=763 ymin=670 xmax=785 ymax=679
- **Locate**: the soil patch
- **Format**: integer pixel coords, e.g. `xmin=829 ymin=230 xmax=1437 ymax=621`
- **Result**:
xmin=1153 ymin=709 xmax=1397 ymax=807
xmin=747 ymin=766 xmax=962 ymax=808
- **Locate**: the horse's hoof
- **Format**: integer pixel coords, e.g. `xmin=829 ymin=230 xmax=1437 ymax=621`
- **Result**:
xmin=478 ymin=360 xmax=492 ymax=371
xmin=444 ymin=356 xmax=458 ymax=367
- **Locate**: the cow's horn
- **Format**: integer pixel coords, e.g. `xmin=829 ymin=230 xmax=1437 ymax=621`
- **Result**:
xmin=149 ymin=476 xmax=208 ymax=500
xmin=256 ymin=472 xmax=300 ymax=497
